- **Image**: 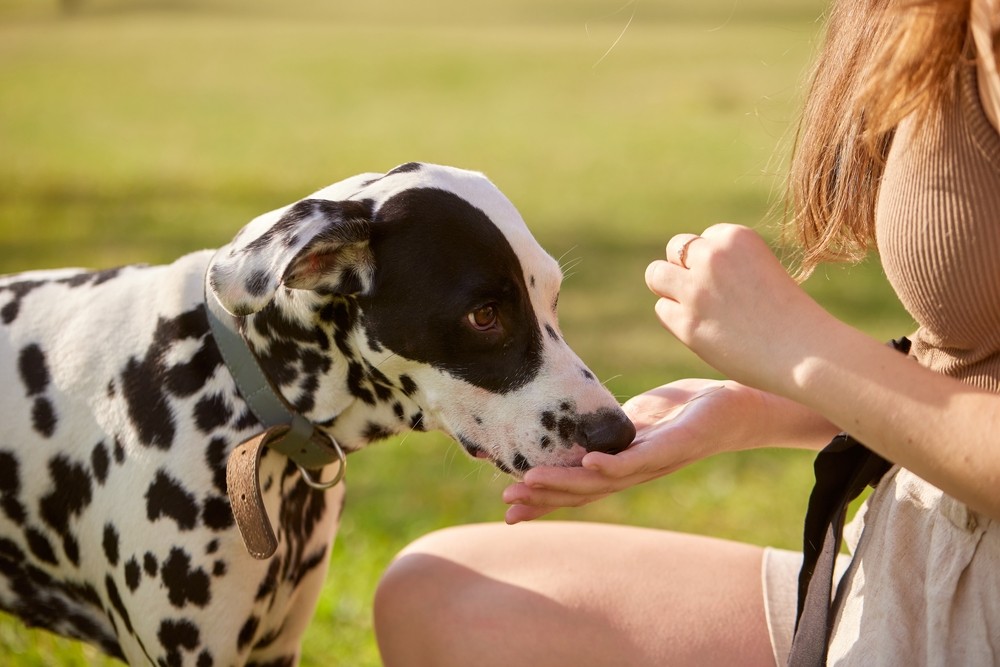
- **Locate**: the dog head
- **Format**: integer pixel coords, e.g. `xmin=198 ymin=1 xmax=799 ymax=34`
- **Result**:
xmin=208 ymin=162 xmax=635 ymax=476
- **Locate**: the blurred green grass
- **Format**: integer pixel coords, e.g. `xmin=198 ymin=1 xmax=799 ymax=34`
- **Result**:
xmin=0 ymin=1 xmax=914 ymax=665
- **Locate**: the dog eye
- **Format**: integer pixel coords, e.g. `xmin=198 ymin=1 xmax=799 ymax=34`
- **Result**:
xmin=467 ymin=304 xmax=498 ymax=331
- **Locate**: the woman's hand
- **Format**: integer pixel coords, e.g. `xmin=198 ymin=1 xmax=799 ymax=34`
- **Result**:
xmin=503 ymin=379 xmax=765 ymax=524
xmin=646 ymin=224 xmax=834 ymax=397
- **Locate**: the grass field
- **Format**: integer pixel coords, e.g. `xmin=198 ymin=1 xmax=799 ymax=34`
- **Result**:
xmin=0 ymin=0 xmax=915 ymax=664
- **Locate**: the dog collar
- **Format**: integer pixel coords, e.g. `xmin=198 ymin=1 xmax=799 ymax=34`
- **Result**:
xmin=204 ymin=262 xmax=345 ymax=559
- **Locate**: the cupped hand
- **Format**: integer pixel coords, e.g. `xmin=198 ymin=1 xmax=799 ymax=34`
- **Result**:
xmin=503 ymin=379 xmax=763 ymax=523
xmin=646 ymin=224 xmax=833 ymax=396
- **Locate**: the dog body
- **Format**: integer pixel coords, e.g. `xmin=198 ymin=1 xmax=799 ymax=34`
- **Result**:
xmin=0 ymin=163 xmax=634 ymax=665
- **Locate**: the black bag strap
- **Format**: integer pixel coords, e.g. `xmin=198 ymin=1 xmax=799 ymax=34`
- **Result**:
xmin=787 ymin=336 xmax=910 ymax=667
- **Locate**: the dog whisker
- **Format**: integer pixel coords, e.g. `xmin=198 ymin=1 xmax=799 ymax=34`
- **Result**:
xmin=599 ymin=373 xmax=623 ymax=387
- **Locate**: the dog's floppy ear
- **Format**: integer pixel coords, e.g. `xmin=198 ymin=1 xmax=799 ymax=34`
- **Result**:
xmin=208 ymin=198 xmax=374 ymax=316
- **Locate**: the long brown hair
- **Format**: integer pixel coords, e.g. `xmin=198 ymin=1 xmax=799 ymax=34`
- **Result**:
xmin=786 ymin=0 xmax=970 ymax=277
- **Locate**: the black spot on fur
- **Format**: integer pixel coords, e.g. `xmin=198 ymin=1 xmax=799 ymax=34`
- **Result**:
xmin=17 ymin=345 xmax=59 ymax=436
xmin=39 ymin=456 xmax=93 ymax=557
xmin=31 ymin=397 xmax=57 ymax=437
xmin=410 ymin=413 xmax=425 ymax=431
xmin=91 ymin=442 xmax=110 ymax=485
xmin=0 ymin=496 xmax=25 ymax=524
xmin=158 ymin=618 xmax=200 ymax=667
xmin=244 ymin=269 xmax=271 ymax=297
xmin=512 ymin=453 xmax=531 ymax=473
xmin=581 ymin=368 xmax=596 ymax=381
xmin=0 ymin=452 xmax=25 ymax=524
xmin=121 ymin=353 xmax=176 ymax=450
xmin=106 ymin=574 xmax=134 ymax=635
xmin=197 ymin=650 xmax=214 ymax=667
xmin=205 ymin=438 xmax=228 ymax=495
xmin=233 ymin=409 xmax=259 ymax=432
xmin=0 ymin=279 xmax=46 ymax=325
xmin=201 ymin=496 xmax=234 ymax=531
xmin=0 ymin=451 xmax=20 ymax=496
xmin=62 ymin=534 xmax=80 ymax=566
xmin=541 ymin=411 xmax=556 ymax=431
xmin=125 ymin=558 xmax=141 ymax=592
xmin=0 ymin=536 xmax=24 ymax=561
xmin=293 ymin=546 xmax=328 ymax=586
xmin=25 ymin=527 xmax=57 ymax=565
xmin=246 ymin=657 xmax=296 ymax=667
xmin=557 ymin=417 xmax=577 ymax=443
xmin=18 ymin=344 xmax=50 ymax=395
xmin=146 ymin=470 xmax=199 ymax=531
xmin=144 ymin=552 xmax=159 ymax=577
xmin=237 ymin=615 xmax=259 ymax=651
xmin=102 ymin=524 xmax=119 ymax=566
xmin=256 ymin=558 xmax=280 ymax=601
xmin=545 ymin=324 xmax=560 ymax=342
xmin=362 ymin=422 xmax=394 ymax=441
xmin=399 ymin=374 xmax=418 ymax=397
xmin=121 ymin=307 xmax=220 ymax=450
xmin=161 ymin=548 xmax=211 ymax=609
xmin=252 ymin=627 xmax=283 ymax=651
xmin=346 ymin=362 xmax=376 ymax=405
xmin=1 ymin=301 xmax=19 ymax=324
xmin=194 ymin=394 xmax=232 ymax=434
xmin=540 ymin=435 xmax=552 ymax=449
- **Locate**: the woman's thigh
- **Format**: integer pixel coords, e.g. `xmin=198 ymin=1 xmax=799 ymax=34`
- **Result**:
xmin=374 ymin=521 xmax=775 ymax=667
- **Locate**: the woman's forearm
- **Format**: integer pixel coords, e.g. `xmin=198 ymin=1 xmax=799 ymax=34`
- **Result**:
xmin=785 ymin=321 xmax=1000 ymax=519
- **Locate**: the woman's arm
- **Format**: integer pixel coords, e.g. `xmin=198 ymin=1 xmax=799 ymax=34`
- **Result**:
xmin=649 ymin=224 xmax=1000 ymax=520
xmin=785 ymin=318 xmax=1000 ymax=520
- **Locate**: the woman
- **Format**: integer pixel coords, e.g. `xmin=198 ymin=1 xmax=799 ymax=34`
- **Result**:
xmin=374 ymin=0 xmax=1000 ymax=664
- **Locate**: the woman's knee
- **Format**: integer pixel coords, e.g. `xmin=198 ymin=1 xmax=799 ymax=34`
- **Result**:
xmin=374 ymin=525 xmax=511 ymax=666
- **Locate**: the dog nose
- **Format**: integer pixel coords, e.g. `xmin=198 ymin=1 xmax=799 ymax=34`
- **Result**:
xmin=579 ymin=408 xmax=636 ymax=455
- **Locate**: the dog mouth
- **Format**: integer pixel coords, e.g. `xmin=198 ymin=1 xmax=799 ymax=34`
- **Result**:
xmin=458 ymin=436 xmax=529 ymax=476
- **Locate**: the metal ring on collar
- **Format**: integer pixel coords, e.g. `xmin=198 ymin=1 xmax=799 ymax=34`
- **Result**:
xmin=296 ymin=436 xmax=347 ymax=490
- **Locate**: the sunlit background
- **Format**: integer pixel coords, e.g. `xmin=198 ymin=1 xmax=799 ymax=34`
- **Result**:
xmin=0 ymin=0 xmax=913 ymax=664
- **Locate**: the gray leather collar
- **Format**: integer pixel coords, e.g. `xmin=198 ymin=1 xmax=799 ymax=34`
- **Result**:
xmin=204 ymin=262 xmax=345 ymax=486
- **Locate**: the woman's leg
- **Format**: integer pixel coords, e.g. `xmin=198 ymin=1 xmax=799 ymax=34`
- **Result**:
xmin=374 ymin=521 xmax=776 ymax=667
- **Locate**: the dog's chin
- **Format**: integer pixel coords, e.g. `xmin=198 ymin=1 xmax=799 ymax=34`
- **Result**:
xmin=481 ymin=444 xmax=588 ymax=480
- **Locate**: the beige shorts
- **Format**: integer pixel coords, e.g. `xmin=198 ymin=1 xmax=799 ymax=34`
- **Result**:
xmin=762 ymin=466 xmax=1000 ymax=666
xmin=761 ymin=547 xmax=849 ymax=666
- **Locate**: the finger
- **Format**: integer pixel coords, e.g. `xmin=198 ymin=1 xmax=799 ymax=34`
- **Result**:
xmin=508 ymin=473 xmax=618 ymax=502
xmin=581 ymin=447 xmax=660 ymax=479
xmin=505 ymin=504 xmax=556 ymax=524
xmin=699 ymin=222 xmax=745 ymax=241
xmin=665 ymin=233 xmax=704 ymax=269
xmin=505 ymin=488 xmax=608 ymax=510
xmin=645 ymin=260 xmax=683 ymax=298
xmin=653 ymin=297 xmax=687 ymax=337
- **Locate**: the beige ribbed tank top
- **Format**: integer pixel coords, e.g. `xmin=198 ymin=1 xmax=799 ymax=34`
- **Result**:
xmin=876 ymin=59 xmax=1000 ymax=392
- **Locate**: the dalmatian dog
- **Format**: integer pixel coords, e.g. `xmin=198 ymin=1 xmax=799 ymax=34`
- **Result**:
xmin=0 ymin=162 xmax=635 ymax=666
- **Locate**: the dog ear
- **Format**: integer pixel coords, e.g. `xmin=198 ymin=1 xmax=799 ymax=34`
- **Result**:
xmin=208 ymin=198 xmax=374 ymax=316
